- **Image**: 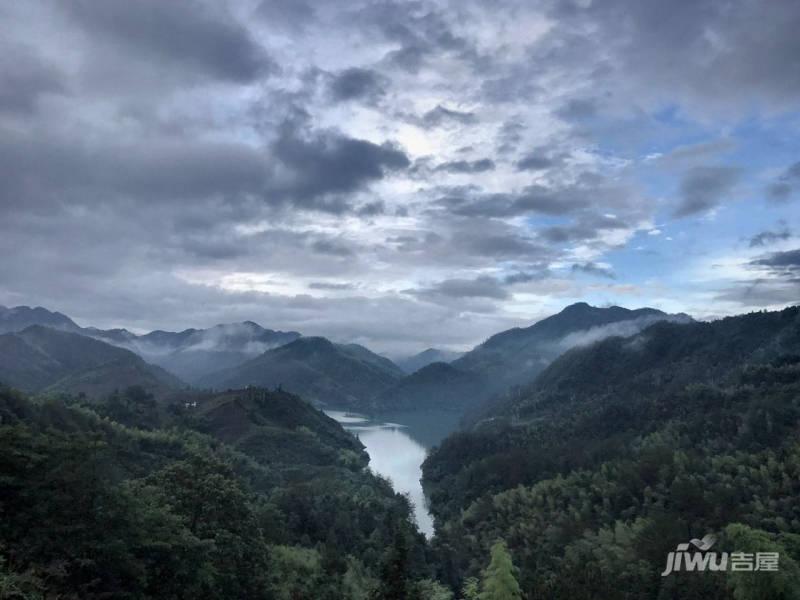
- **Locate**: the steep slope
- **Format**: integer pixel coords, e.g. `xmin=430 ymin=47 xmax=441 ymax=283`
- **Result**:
xmin=452 ymin=302 xmax=690 ymax=391
xmin=492 ymin=305 xmax=800 ymax=423
xmin=0 ymin=305 xmax=81 ymax=334
xmin=384 ymin=303 xmax=691 ymax=414
xmin=395 ymin=348 xmax=464 ymax=374
xmin=192 ymin=387 xmax=367 ymax=467
xmin=422 ymin=305 xmax=800 ymax=596
xmin=0 ymin=385 xmax=430 ymax=599
xmin=198 ymin=336 xmax=404 ymax=408
xmin=0 ymin=326 xmax=182 ymax=397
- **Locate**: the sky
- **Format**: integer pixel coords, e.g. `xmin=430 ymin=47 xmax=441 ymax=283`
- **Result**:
xmin=1 ymin=0 xmax=799 ymax=354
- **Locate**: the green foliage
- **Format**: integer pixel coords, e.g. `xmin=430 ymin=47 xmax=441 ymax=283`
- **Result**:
xmin=723 ymin=524 xmax=800 ymax=600
xmin=0 ymin=385 xmax=434 ymax=599
xmin=423 ymin=307 xmax=800 ymax=598
xmin=413 ymin=577 xmax=455 ymax=600
xmin=478 ymin=541 xmax=522 ymax=600
xmin=462 ymin=576 xmax=480 ymax=600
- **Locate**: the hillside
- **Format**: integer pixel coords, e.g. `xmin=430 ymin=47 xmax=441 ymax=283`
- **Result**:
xmin=0 ymin=326 xmax=182 ymax=398
xmin=0 ymin=305 xmax=302 ymax=385
xmin=0 ymin=305 xmax=81 ymax=334
xmin=93 ymin=321 xmax=302 ymax=384
xmin=191 ymin=388 xmax=367 ymax=467
xmin=198 ymin=336 xmax=404 ymax=408
xmin=422 ymin=306 xmax=800 ymax=596
xmin=452 ymin=302 xmax=691 ymax=390
xmin=380 ymin=303 xmax=691 ymax=414
xmin=0 ymin=384 xmax=431 ymax=599
xmin=395 ymin=348 xmax=464 ymax=374
xmin=373 ymin=362 xmax=489 ymax=412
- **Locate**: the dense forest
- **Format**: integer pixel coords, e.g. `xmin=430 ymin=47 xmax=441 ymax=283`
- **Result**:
xmin=0 ymin=385 xmax=452 ymax=599
xmin=423 ymin=307 xmax=800 ymax=598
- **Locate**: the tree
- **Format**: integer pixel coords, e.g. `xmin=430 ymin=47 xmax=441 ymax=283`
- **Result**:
xmin=372 ymin=526 xmax=411 ymax=600
xmin=724 ymin=524 xmax=800 ymax=600
xmin=462 ymin=576 xmax=480 ymax=600
xmin=479 ymin=541 xmax=522 ymax=600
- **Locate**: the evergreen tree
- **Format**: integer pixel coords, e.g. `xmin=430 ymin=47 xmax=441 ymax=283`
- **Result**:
xmin=462 ymin=576 xmax=480 ymax=600
xmin=373 ymin=526 xmax=411 ymax=600
xmin=479 ymin=541 xmax=522 ymax=600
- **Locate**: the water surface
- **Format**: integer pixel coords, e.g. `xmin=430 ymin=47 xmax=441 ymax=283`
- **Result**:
xmin=325 ymin=409 xmax=461 ymax=537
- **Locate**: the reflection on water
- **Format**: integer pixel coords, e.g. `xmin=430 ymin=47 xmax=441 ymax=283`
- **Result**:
xmin=325 ymin=410 xmax=461 ymax=537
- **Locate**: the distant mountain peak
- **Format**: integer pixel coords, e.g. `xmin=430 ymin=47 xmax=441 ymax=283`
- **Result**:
xmin=0 ymin=305 xmax=81 ymax=334
xmin=395 ymin=347 xmax=464 ymax=374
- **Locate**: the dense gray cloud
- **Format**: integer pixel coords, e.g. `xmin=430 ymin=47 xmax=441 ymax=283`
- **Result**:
xmin=269 ymin=119 xmax=410 ymax=211
xmin=328 ymin=68 xmax=387 ymax=102
xmin=61 ymin=0 xmax=274 ymax=83
xmin=751 ymin=249 xmax=800 ymax=278
xmin=1 ymin=0 xmax=798 ymax=352
xmin=717 ymin=247 xmax=800 ymax=308
xmin=541 ymin=0 xmax=800 ymax=114
xmin=749 ymin=224 xmax=792 ymax=248
xmin=767 ymin=161 xmax=800 ymax=202
xmin=571 ymin=263 xmax=616 ymax=279
xmin=674 ymin=166 xmax=741 ymax=217
xmin=0 ymin=43 xmax=64 ymax=114
xmin=256 ymin=0 xmax=315 ymax=31
xmin=422 ymin=105 xmax=478 ymax=127
xmin=413 ymin=275 xmax=509 ymax=302
xmin=434 ymin=159 xmax=495 ymax=174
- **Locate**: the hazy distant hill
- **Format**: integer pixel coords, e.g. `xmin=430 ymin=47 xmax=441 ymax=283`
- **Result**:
xmin=453 ymin=302 xmax=691 ymax=391
xmin=395 ymin=348 xmax=464 ymax=374
xmin=0 ymin=305 xmax=302 ymax=384
xmin=373 ymin=362 xmax=488 ymax=412
xmin=380 ymin=302 xmax=692 ymax=413
xmin=198 ymin=336 xmax=404 ymax=408
xmin=488 ymin=304 xmax=800 ymax=423
xmin=92 ymin=321 xmax=302 ymax=384
xmin=0 ymin=326 xmax=182 ymax=398
xmin=0 ymin=305 xmax=81 ymax=334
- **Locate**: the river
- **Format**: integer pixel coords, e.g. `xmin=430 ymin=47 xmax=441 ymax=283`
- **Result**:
xmin=325 ymin=409 xmax=461 ymax=537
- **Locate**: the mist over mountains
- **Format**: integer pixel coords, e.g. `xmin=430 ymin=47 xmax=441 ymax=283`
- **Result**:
xmin=0 ymin=301 xmax=693 ymax=412
xmin=0 ymin=326 xmax=182 ymax=398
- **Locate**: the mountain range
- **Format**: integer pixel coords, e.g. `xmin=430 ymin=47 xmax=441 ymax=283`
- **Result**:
xmin=373 ymin=302 xmax=692 ymax=413
xmin=197 ymin=336 xmax=406 ymax=408
xmin=0 ymin=302 xmax=691 ymax=413
xmin=394 ymin=348 xmax=464 ymax=374
xmin=91 ymin=321 xmax=302 ymax=383
xmin=0 ymin=326 xmax=182 ymax=398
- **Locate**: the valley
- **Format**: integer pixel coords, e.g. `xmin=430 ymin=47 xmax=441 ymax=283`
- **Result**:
xmin=1 ymin=301 xmax=799 ymax=598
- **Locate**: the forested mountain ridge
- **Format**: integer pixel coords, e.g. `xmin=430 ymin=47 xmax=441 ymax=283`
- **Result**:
xmin=422 ymin=306 xmax=800 ymax=597
xmin=0 ymin=305 xmax=302 ymax=385
xmin=373 ymin=362 xmax=490 ymax=412
xmin=93 ymin=321 xmax=302 ymax=384
xmin=451 ymin=302 xmax=691 ymax=392
xmin=395 ymin=348 xmax=464 ymax=374
xmin=0 ymin=384 xmax=445 ymax=599
xmin=0 ymin=326 xmax=182 ymax=398
xmin=0 ymin=305 xmax=81 ymax=334
xmin=372 ymin=303 xmax=692 ymax=414
xmin=198 ymin=336 xmax=405 ymax=408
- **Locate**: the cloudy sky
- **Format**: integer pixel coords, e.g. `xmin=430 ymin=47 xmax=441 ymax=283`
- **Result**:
xmin=1 ymin=0 xmax=799 ymax=353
